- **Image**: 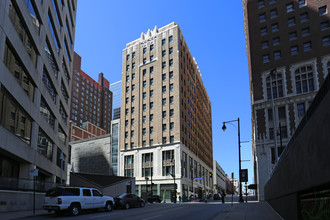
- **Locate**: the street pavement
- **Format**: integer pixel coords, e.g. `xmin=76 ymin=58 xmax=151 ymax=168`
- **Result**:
xmin=0 ymin=195 xmax=283 ymax=220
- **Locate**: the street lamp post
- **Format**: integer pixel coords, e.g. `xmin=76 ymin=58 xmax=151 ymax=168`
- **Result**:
xmin=145 ymin=177 xmax=149 ymax=202
xmin=269 ymin=68 xmax=279 ymax=163
xmin=222 ymin=117 xmax=244 ymax=203
xmin=60 ymin=151 xmax=65 ymax=185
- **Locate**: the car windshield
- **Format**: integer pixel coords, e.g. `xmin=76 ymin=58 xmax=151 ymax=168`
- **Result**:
xmin=118 ymin=194 xmax=127 ymax=198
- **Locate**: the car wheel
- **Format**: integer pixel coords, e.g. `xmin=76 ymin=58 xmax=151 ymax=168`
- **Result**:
xmin=70 ymin=204 xmax=80 ymax=216
xmin=140 ymin=201 xmax=145 ymax=207
xmin=105 ymin=202 xmax=113 ymax=212
xmin=125 ymin=203 xmax=130 ymax=209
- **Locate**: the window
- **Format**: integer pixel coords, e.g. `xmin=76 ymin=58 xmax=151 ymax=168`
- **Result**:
xmin=124 ymin=155 xmax=134 ymax=177
xmin=150 ymin=55 xmax=154 ymax=62
xmin=272 ymin=23 xmax=279 ymax=32
xmin=142 ymin=128 xmax=146 ymax=135
xmin=170 ymin=71 xmax=174 ymax=78
xmin=274 ymin=51 xmax=281 ymax=60
xmin=126 ymin=75 xmax=129 ymax=82
xmin=131 ymin=107 xmax=135 ymax=114
xmin=131 ymin=119 xmax=135 ymax=126
xmin=170 ymin=84 xmax=174 ymax=91
xmin=322 ymin=36 xmax=330 ymax=46
xmin=162 ymin=74 xmax=166 ymax=81
xmin=162 ymin=124 xmax=166 ymax=131
xmin=162 ymin=137 xmax=167 ymax=144
xmin=150 ymin=90 xmax=154 ymax=97
xmin=127 ymin=55 xmax=130 ymax=60
xmin=143 ymin=58 xmax=146 ymax=64
xmin=270 ymin=9 xmax=277 ymax=18
xmin=273 ymin=37 xmax=280 ymax=45
xmin=170 ymin=136 xmax=174 ymax=143
xmin=162 ymin=50 xmax=166 ymax=57
xmin=142 ymin=140 xmax=146 ymax=147
xmin=125 ymin=109 xmax=129 ymax=115
xmin=130 ymin=142 xmax=134 ymax=149
xmin=162 ymin=86 xmax=166 ymax=93
xmin=289 ymin=32 xmax=297 ymax=40
xmin=169 ymin=36 xmax=173 ymax=43
xmin=278 ymin=107 xmax=286 ymax=119
xmin=132 ymin=63 xmax=135 ymax=69
xmin=143 ymin=69 xmax=146 ymax=76
xmin=297 ymin=103 xmax=305 ymax=116
xmin=288 ymin=17 xmax=295 ymax=27
xmin=132 ymin=84 xmax=135 ymax=91
xmin=321 ymin=21 xmax=329 ymax=30
xmin=150 ymin=102 xmax=154 ymax=109
xmin=143 ymin=81 xmax=146 ymax=88
xmin=259 ymin=13 xmax=266 ymax=22
xmin=162 ymin=39 xmax=166 ymax=45
xmin=303 ymin=42 xmax=312 ymax=51
xmin=286 ymin=3 xmax=294 ymax=12
xmin=258 ymin=0 xmax=265 ymax=8
xmin=169 ymin=59 xmax=173 ymax=66
xmin=150 ymin=78 xmax=154 ymax=85
xmin=162 ymin=62 xmax=166 ymax=69
xmin=132 ymin=52 xmax=135 ymax=58
xmin=299 ymin=0 xmax=306 ymax=8
xmin=125 ymin=132 xmax=128 ymax=138
xmin=126 ymin=65 xmax=130 ymax=71
xmin=162 ymin=111 xmax=166 ymax=118
xmin=295 ymin=66 xmax=314 ymax=94
xmin=269 ymin=0 xmax=276 ymax=4
xmin=169 ymin=47 xmax=173 ymax=54
xmin=263 ymin=54 xmax=270 ymax=63
xmin=150 ymin=114 xmax=154 ymax=121
xmin=162 ymin=98 xmax=166 ymax=106
xmin=170 ymin=96 xmax=174 ymax=104
xmin=170 ymin=109 xmax=174 ymax=117
xmin=143 ymin=92 xmax=146 ymax=99
xmin=150 ymin=44 xmax=154 ymax=51
xmin=143 ymin=104 xmax=146 ymax=111
xmin=262 ymin=41 xmax=269 ymax=49
xmin=150 ymin=126 xmax=154 ymax=134
xmin=126 ymin=86 xmax=129 ymax=93
xmin=143 ymin=47 xmax=146 ymax=54
xmin=261 ymin=27 xmax=267 ymax=36
xmin=131 ymin=96 xmax=135 ymax=103
xmin=125 ymin=120 xmax=128 ymax=127
xmin=266 ymin=73 xmax=283 ymax=100
xmin=319 ymin=6 xmax=327 ymax=16
xmin=291 ymin=45 xmax=298 ymax=55
xmin=150 ymin=66 xmax=154 ymax=74
xmin=302 ymin=27 xmax=310 ymax=36
xmin=170 ymin=122 xmax=174 ymax=130
xmin=300 ymin=13 xmax=308 ymax=22
xmin=150 ymin=139 xmax=153 ymax=146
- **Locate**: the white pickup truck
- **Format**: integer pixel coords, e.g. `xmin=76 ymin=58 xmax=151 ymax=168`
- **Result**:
xmin=43 ymin=186 xmax=114 ymax=216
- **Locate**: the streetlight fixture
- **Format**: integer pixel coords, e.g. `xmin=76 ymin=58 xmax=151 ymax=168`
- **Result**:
xmin=170 ymin=159 xmax=176 ymax=203
xmin=222 ymin=117 xmax=244 ymax=203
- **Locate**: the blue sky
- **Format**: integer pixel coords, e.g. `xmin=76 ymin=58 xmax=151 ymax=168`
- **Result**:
xmin=74 ymin=0 xmax=252 ymax=185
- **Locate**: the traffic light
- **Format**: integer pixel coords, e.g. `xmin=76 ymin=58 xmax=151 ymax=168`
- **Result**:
xmin=209 ymin=172 xmax=212 ymax=178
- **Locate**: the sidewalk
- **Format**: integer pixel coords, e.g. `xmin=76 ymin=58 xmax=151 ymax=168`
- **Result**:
xmin=224 ymin=201 xmax=283 ymax=220
xmin=0 ymin=209 xmax=48 ymax=220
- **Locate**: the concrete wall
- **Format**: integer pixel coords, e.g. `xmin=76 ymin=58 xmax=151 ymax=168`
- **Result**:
xmin=0 ymin=190 xmax=45 ymax=212
xmin=265 ymin=76 xmax=330 ymax=220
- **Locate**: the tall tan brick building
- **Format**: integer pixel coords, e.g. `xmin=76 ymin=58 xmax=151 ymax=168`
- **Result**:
xmin=243 ymin=0 xmax=330 ymax=200
xmin=119 ymin=22 xmax=213 ymax=202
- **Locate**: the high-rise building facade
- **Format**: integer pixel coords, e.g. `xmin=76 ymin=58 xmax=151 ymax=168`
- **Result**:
xmin=0 ymin=0 xmax=76 ymax=190
xmin=243 ymin=0 xmax=330 ymax=200
xmin=120 ymin=23 xmax=213 ymax=202
xmin=70 ymin=52 xmax=113 ymax=134
xmin=110 ymin=80 xmax=121 ymax=120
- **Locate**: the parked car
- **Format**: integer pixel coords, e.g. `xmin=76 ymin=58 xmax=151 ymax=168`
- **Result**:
xmin=43 ymin=187 xmax=114 ymax=216
xmin=114 ymin=193 xmax=145 ymax=209
xmin=148 ymin=195 xmax=162 ymax=203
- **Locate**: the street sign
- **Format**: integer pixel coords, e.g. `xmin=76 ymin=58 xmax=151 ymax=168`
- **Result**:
xmin=30 ymin=168 xmax=38 ymax=177
xmin=193 ymin=177 xmax=203 ymax=180
xmin=240 ymin=169 xmax=248 ymax=182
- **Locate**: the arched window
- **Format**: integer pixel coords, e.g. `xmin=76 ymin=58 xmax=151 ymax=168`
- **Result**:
xmin=266 ymin=73 xmax=283 ymax=100
xmin=295 ymin=66 xmax=314 ymax=94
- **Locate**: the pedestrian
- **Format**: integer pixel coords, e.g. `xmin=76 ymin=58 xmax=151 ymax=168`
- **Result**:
xmin=179 ymin=195 xmax=182 ymax=203
xmin=221 ymin=191 xmax=226 ymax=204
